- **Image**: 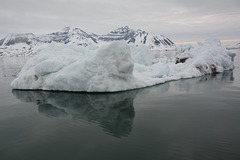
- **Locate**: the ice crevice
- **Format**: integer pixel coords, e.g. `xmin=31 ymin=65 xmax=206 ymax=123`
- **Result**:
xmin=11 ymin=38 xmax=236 ymax=92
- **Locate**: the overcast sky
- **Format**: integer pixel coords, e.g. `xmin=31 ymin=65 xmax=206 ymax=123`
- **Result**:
xmin=0 ymin=0 xmax=240 ymax=42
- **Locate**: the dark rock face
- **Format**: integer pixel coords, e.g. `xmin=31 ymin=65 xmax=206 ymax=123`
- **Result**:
xmin=98 ymin=26 xmax=134 ymax=42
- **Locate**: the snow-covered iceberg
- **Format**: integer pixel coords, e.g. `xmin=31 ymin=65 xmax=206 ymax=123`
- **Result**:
xmin=11 ymin=38 xmax=235 ymax=92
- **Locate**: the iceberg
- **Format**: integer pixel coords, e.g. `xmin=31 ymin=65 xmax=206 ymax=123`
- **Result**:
xmin=11 ymin=38 xmax=235 ymax=92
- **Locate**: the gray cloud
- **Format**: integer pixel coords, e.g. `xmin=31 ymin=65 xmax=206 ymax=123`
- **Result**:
xmin=0 ymin=0 xmax=240 ymax=42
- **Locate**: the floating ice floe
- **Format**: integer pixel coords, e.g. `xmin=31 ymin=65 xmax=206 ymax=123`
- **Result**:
xmin=11 ymin=38 xmax=236 ymax=92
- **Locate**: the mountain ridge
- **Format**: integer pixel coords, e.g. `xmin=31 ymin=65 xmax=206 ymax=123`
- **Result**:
xmin=0 ymin=26 xmax=175 ymax=56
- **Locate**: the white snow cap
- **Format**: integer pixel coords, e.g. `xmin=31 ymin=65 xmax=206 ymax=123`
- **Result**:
xmin=11 ymin=38 xmax=235 ymax=92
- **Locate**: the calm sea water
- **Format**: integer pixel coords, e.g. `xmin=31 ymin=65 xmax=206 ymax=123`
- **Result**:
xmin=0 ymin=49 xmax=240 ymax=160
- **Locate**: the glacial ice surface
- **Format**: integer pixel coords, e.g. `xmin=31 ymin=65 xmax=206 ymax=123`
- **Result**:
xmin=11 ymin=38 xmax=235 ymax=92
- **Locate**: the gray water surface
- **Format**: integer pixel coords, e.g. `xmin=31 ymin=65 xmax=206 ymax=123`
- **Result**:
xmin=0 ymin=51 xmax=240 ymax=160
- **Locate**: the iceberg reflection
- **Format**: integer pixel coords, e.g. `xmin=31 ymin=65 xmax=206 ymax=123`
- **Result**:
xmin=12 ymin=90 xmax=138 ymax=138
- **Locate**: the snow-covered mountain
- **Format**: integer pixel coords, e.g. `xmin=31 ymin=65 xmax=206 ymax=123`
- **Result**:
xmin=237 ymin=42 xmax=240 ymax=49
xmin=226 ymin=42 xmax=240 ymax=49
xmin=0 ymin=33 xmax=37 ymax=56
xmin=98 ymin=26 xmax=174 ymax=50
xmin=0 ymin=26 xmax=175 ymax=56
